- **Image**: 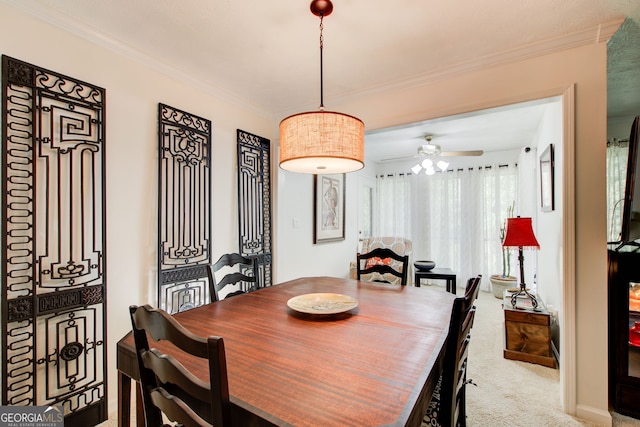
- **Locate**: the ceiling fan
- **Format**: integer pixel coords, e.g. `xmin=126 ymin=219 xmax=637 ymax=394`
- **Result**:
xmin=381 ymin=135 xmax=484 ymax=162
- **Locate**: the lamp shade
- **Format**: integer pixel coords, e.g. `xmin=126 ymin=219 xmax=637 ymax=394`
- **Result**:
xmin=502 ymin=217 xmax=540 ymax=248
xmin=279 ymin=110 xmax=364 ymax=174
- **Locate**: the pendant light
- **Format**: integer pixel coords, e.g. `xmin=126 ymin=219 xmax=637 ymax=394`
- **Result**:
xmin=279 ymin=0 xmax=365 ymax=174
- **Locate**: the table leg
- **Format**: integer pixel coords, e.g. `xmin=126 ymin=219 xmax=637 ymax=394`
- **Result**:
xmin=415 ymin=274 xmax=421 ymax=287
xmin=452 ymin=277 xmax=456 ymax=294
xmin=118 ymin=371 xmax=131 ymax=427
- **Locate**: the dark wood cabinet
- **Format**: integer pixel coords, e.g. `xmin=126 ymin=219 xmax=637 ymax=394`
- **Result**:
xmin=608 ymin=247 xmax=640 ymax=420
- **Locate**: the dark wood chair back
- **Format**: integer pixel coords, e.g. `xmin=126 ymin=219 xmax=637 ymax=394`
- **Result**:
xmin=438 ymin=274 xmax=481 ymax=427
xmin=356 ymin=247 xmax=409 ymax=286
xmin=129 ymin=304 xmax=231 ymax=427
xmin=208 ymin=253 xmax=259 ymax=301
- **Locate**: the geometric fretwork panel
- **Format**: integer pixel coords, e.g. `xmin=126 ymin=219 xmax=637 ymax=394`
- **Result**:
xmin=1 ymin=55 xmax=107 ymax=426
xmin=158 ymin=104 xmax=211 ymax=313
xmin=237 ymin=129 xmax=272 ymax=288
xmin=159 ymin=264 xmax=210 ymax=314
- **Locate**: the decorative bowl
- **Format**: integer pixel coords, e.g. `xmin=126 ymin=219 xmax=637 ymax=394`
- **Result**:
xmin=414 ymin=260 xmax=436 ymax=271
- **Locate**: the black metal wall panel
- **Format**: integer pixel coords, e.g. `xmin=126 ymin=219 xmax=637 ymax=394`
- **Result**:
xmin=158 ymin=104 xmax=212 ymax=313
xmin=237 ymin=129 xmax=272 ymax=287
xmin=1 ymin=55 xmax=107 ymax=426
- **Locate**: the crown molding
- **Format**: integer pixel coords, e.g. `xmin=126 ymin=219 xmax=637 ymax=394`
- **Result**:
xmin=325 ymin=18 xmax=625 ymax=111
xmin=3 ymin=0 xmax=272 ymax=119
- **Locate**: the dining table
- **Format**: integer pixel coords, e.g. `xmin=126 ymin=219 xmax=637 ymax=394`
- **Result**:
xmin=116 ymin=276 xmax=456 ymax=427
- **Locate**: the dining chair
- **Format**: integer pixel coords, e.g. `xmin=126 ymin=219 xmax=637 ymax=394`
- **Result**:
xmin=129 ymin=304 xmax=231 ymax=427
xmin=356 ymin=247 xmax=409 ymax=286
xmin=208 ymin=253 xmax=259 ymax=301
xmin=424 ymin=275 xmax=481 ymax=427
xmin=350 ymin=236 xmax=412 ymax=284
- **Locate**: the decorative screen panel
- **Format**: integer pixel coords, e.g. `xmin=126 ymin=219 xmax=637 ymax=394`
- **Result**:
xmin=1 ymin=55 xmax=107 ymax=426
xmin=237 ymin=129 xmax=272 ymax=287
xmin=158 ymin=104 xmax=212 ymax=313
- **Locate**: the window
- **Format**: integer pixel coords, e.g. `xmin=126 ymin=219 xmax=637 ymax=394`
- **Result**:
xmin=375 ymin=165 xmax=518 ymax=290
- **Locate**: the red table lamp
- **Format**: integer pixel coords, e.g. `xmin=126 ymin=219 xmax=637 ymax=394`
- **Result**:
xmin=502 ymin=217 xmax=540 ymax=310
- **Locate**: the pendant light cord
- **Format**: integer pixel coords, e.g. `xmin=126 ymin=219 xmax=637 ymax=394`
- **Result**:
xmin=319 ymin=14 xmax=325 ymax=110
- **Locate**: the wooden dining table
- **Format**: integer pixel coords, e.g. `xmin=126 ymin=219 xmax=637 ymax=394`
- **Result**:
xmin=117 ymin=276 xmax=456 ymax=427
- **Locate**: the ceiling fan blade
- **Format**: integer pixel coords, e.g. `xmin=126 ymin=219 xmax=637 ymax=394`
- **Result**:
xmin=439 ymin=150 xmax=484 ymax=157
xmin=380 ymin=154 xmax=420 ymax=162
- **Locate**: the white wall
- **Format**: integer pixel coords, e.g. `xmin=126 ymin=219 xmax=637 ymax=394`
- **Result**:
xmin=0 ymin=3 xmax=273 ymax=417
xmin=274 ymin=170 xmax=360 ymax=282
xmin=535 ymin=101 xmax=564 ymax=327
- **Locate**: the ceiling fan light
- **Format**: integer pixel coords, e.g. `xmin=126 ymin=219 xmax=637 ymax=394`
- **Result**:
xmin=411 ymin=164 xmax=422 ymax=174
xmin=425 ymin=166 xmax=435 ymax=176
xmin=437 ymin=160 xmax=449 ymax=171
xmin=421 ymin=158 xmax=433 ymax=168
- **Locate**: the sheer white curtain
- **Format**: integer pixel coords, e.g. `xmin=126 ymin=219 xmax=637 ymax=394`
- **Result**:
xmin=606 ymin=139 xmax=629 ymax=242
xmin=375 ymin=164 xmax=518 ymax=291
xmin=376 ymin=173 xmax=412 ymax=238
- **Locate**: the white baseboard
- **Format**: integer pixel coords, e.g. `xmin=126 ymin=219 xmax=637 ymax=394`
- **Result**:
xmin=575 ymin=404 xmax=612 ymax=427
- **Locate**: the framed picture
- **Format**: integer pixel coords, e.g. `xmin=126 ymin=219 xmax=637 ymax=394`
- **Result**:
xmin=314 ymin=174 xmax=345 ymax=243
xmin=540 ymin=144 xmax=554 ymax=212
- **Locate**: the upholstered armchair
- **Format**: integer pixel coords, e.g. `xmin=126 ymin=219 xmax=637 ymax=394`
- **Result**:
xmin=350 ymin=236 xmax=413 ymax=285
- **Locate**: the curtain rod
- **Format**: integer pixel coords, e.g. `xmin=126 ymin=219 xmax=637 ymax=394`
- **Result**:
xmin=378 ymin=163 xmax=517 ymax=178
xmin=607 ymin=138 xmax=629 ymax=146
xmin=449 ymin=163 xmax=514 ymax=173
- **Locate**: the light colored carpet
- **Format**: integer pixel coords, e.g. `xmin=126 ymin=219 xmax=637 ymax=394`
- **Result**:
xmin=97 ymin=288 xmax=640 ymax=427
xmin=464 ymin=289 xmax=640 ymax=427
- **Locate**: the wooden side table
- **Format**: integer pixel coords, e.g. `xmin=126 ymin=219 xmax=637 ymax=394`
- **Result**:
xmin=414 ymin=268 xmax=457 ymax=294
xmin=503 ymin=293 xmax=557 ymax=368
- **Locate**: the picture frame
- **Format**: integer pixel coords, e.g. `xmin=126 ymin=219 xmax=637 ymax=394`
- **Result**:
xmin=314 ymin=173 xmax=346 ymax=243
xmin=540 ymin=144 xmax=555 ymax=212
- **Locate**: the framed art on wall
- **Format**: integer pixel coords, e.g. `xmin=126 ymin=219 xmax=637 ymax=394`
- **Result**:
xmin=314 ymin=174 xmax=345 ymax=243
xmin=540 ymin=143 xmax=555 ymax=212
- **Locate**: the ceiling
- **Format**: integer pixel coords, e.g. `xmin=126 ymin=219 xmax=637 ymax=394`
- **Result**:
xmin=5 ymin=0 xmax=640 ymax=162
xmin=365 ymin=98 xmax=557 ymax=163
